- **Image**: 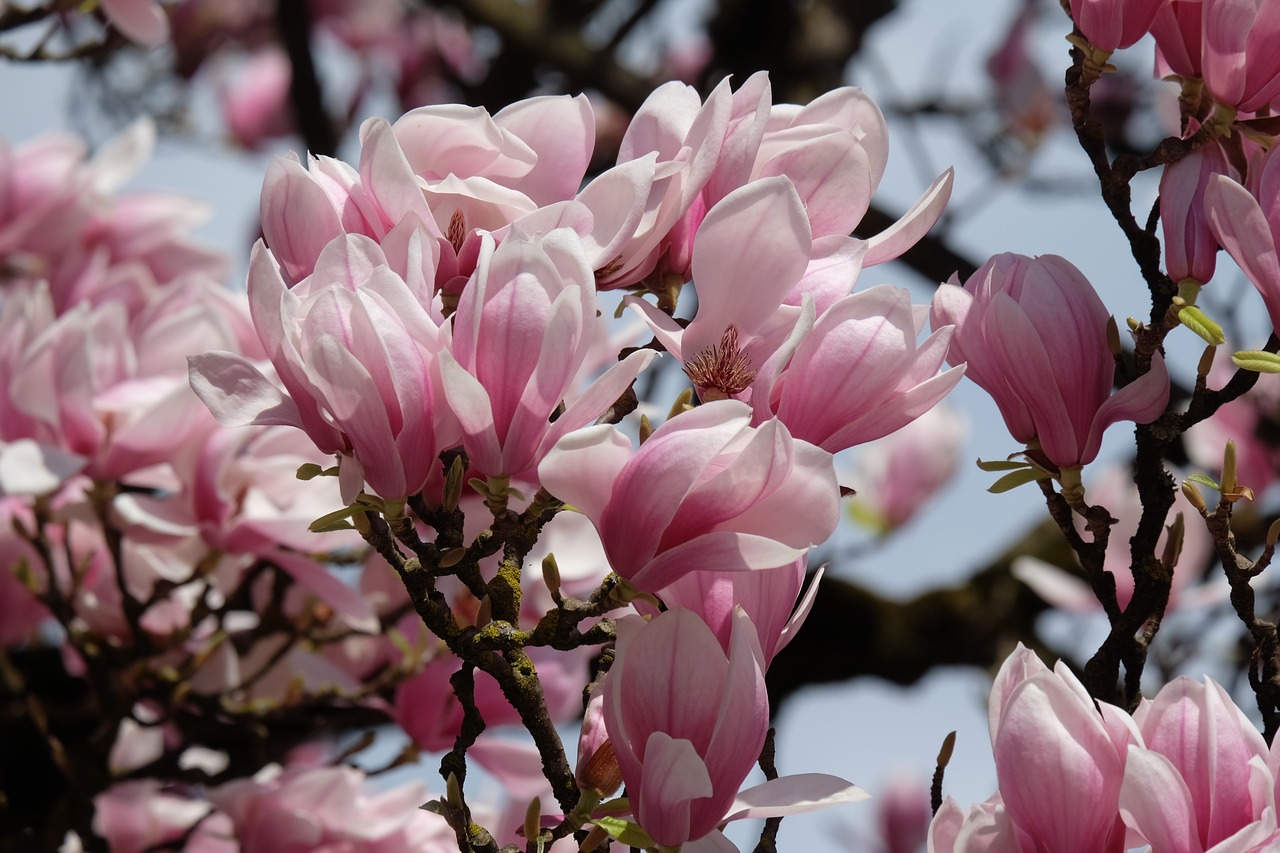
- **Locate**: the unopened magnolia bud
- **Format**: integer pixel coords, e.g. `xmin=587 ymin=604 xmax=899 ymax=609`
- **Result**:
xmin=442 ymin=455 xmax=465 ymax=512
xmin=1162 ymin=513 xmax=1186 ymax=570
xmin=541 ymin=554 xmax=562 ymax=603
xmin=1197 ymin=345 xmax=1217 ymax=384
xmin=1222 ymin=441 xmax=1238 ymax=496
xmin=523 ymin=796 xmax=542 ymax=845
xmin=638 ymin=414 xmax=654 ymax=445
xmin=666 ymin=388 xmax=693 ymax=421
xmin=1182 ymin=480 xmax=1207 ymax=512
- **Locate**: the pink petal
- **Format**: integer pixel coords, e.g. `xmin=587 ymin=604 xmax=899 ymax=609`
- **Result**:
xmin=686 ymin=177 xmax=811 ymax=354
xmin=724 ymin=773 xmax=869 ymax=822
xmin=102 ymin=0 xmax=168 ymax=45
xmin=864 ymin=168 xmax=954 ymax=266
xmin=187 ymin=351 xmax=302 ymax=429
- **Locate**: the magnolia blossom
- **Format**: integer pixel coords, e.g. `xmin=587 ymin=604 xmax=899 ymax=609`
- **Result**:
xmin=209 ymin=762 xmax=448 ymax=851
xmin=220 ymin=47 xmax=294 ymax=150
xmin=931 ymin=253 xmax=1169 ymax=470
xmin=930 ymin=644 xmax=1140 ymax=852
xmin=1162 ymin=140 xmax=1233 ymax=284
xmin=1153 ymin=0 xmax=1205 ymax=78
xmin=641 ymin=557 xmax=820 ymax=666
xmin=933 ymin=647 xmax=1280 ymax=853
xmin=761 ymin=284 xmax=965 ymax=453
xmin=102 ymin=0 xmax=170 ymax=45
xmin=603 ymin=608 xmax=865 ymax=849
xmin=1120 ymin=677 xmax=1280 ymax=851
xmin=847 ymin=402 xmax=966 ymax=533
xmin=628 ymin=176 xmax=810 ymax=404
xmin=1069 ymin=0 xmax=1167 ymax=52
xmin=628 ymin=177 xmax=961 ymax=441
xmin=439 ymin=225 xmax=652 ymax=481
xmin=92 ymin=781 xmax=219 ymax=853
xmin=1165 ymin=0 xmax=1280 ymax=113
xmin=585 ymin=76 xmax=735 ymax=289
xmin=1205 ymin=145 xmax=1280 ymax=335
xmin=538 ymin=400 xmax=838 ymax=592
xmin=190 ymin=234 xmax=453 ymax=501
xmin=0 ymin=121 xmax=225 ymax=316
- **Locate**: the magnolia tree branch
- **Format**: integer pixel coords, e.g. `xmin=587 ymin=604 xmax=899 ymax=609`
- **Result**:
xmin=1199 ymin=495 xmax=1280 ymax=739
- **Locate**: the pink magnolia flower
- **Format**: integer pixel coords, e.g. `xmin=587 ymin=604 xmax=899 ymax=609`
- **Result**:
xmin=1162 ymin=139 xmax=1233 ymax=284
xmin=640 ymin=557 xmax=821 ymax=666
xmin=873 ymin=772 xmax=932 ymax=853
xmin=847 ymin=402 xmax=966 ymax=534
xmin=390 ymin=94 xmax=595 ymax=286
xmin=189 ymin=234 xmax=453 ymax=501
xmin=439 ymin=225 xmax=652 ymax=481
xmin=1154 ymin=0 xmax=1280 ymax=113
xmin=603 ymin=608 xmax=866 ymax=849
xmin=656 ymin=75 xmax=952 ymax=284
xmin=1200 ymin=0 xmax=1280 ymax=113
xmin=1205 ymin=145 xmax=1280 ymax=335
xmin=537 ymin=400 xmax=839 ymax=593
xmin=259 ymin=124 xmax=443 ymax=289
xmin=755 ymin=89 xmax=952 ymax=268
xmin=1152 ymin=0 xmax=1205 ymax=78
xmin=628 ymin=176 xmax=811 ymax=404
xmin=759 ymin=284 xmax=965 ymax=453
xmin=220 ymin=47 xmax=294 ymax=150
xmin=1069 ymin=0 xmax=1167 ymax=52
xmin=92 ymin=781 xmax=217 ymax=853
xmin=585 ymin=76 xmax=734 ymax=289
xmin=931 ymin=253 xmax=1170 ymax=470
xmin=1184 ymin=367 xmax=1280 ymax=495
xmin=0 ymin=277 xmax=246 ymax=485
xmin=209 ymin=762 xmax=445 ymax=851
xmin=929 ymin=644 xmax=1141 ymax=852
xmin=0 ymin=121 xmax=225 ymax=316
xmin=987 ymin=2 xmax=1059 ymax=146
xmin=1120 ymin=676 xmax=1280 ymax=852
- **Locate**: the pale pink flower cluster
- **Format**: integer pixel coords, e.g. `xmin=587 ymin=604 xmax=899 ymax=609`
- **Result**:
xmin=180 ymin=74 xmax=974 ymax=847
xmin=932 ymin=644 xmax=1280 ymax=852
xmin=0 ymin=119 xmax=226 ymax=316
xmin=193 ymin=75 xmax=962 ymax=508
xmin=171 ymin=0 xmax=481 ymax=150
xmin=0 ymin=124 xmax=389 ymax=701
xmin=92 ymin=761 xmax=457 ymax=853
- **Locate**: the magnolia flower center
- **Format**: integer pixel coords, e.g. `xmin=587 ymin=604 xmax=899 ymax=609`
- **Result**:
xmin=447 ymin=208 xmax=467 ymax=254
xmin=684 ymin=325 xmax=755 ymax=400
xmin=595 ymin=253 xmax=624 ymax=282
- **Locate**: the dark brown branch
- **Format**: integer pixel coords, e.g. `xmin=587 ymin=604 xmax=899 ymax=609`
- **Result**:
xmin=274 ymin=0 xmax=336 ymax=156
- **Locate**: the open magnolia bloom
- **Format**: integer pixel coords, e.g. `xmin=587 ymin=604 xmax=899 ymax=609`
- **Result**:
xmin=538 ymin=400 xmax=838 ymax=593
